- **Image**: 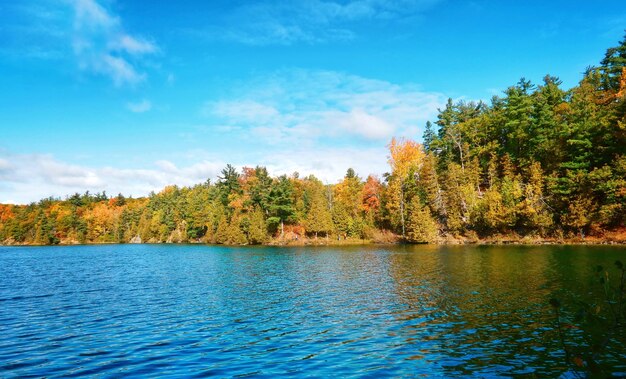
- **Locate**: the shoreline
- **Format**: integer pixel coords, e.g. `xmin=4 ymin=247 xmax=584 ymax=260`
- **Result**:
xmin=3 ymin=227 xmax=626 ymax=247
xmin=3 ymin=236 xmax=626 ymax=247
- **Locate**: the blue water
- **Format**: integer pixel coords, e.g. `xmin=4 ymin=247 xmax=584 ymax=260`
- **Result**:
xmin=1 ymin=244 xmax=625 ymax=377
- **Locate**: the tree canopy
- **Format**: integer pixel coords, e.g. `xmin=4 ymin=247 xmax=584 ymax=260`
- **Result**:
xmin=2 ymin=34 xmax=626 ymax=245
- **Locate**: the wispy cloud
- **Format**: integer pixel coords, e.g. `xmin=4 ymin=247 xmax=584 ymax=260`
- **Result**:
xmin=0 ymin=147 xmax=390 ymax=204
xmin=202 ymin=69 xmax=446 ymax=143
xmin=113 ymin=35 xmax=158 ymax=55
xmin=126 ymin=99 xmax=152 ymax=113
xmin=2 ymin=1 xmax=159 ymax=85
xmin=196 ymin=0 xmax=441 ymax=45
xmin=0 ymin=152 xmax=225 ymax=204
xmin=73 ymin=0 xmax=117 ymax=28
xmin=71 ymin=0 xmax=158 ymax=86
xmin=258 ymin=146 xmax=389 ymax=183
xmin=4 ymin=67 xmax=438 ymax=203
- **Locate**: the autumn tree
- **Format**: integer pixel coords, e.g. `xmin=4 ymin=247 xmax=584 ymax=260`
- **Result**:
xmin=361 ymin=175 xmax=382 ymax=225
xmin=386 ymin=137 xmax=425 ymax=237
xmin=243 ymin=207 xmax=268 ymax=244
xmin=406 ymin=197 xmax=439 ymax=243
xmin=305 ymin=179 xmax=333 ymax=238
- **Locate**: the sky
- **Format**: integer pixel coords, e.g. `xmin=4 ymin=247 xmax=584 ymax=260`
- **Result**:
xmin=0 ymin=0 xmax=625 ymax=204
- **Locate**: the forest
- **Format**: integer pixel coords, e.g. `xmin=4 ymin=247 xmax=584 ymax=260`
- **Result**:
xmin=1 ymin=35 xmax=625 ymax=246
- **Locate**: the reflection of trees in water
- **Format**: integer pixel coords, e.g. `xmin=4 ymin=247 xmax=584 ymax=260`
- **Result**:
xmin=206 ymin=245 xmax=626 ymax=376
xmin=550 ymin=258 xmax=626 ymax=377
xmin=384 ymin=245 xmax=584 ymax=376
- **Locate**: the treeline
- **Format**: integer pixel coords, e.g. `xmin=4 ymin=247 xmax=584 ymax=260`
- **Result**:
xmin=0 ymin=168 xmax=385 ymax=245
xmin=1 ymin=35 xmax=625 ymax=245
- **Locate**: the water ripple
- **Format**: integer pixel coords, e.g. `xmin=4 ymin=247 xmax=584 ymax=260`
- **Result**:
xmin=1 ymin=244 xmax=625 ymax=377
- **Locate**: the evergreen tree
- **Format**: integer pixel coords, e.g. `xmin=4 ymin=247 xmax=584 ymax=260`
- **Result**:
xmin=214 ymin=216 xmax=229 ymax=244
xmin=502 ymin=78 xmax=535 ymax=165
xmin=306 ymin=185 xmax=333 ymax=238
xmin=216 ymin=164 xmax=241 ymax=209
xmin=249 ymin=166 xmax=273 ymax=212
xmin=422 ymin=121 xmax=437 ymax=153
xmin=406 ymin=197 xmax=438 ymax=243
xmin=225 ymin=214 xmax=247 ymax=245
xmin=600 ymin=32 xmax=626 ymax=91
xmin=245 ymin=207 xmax=268 ymax=244
xmin=266 ymin=175 xmax=296 ymax=234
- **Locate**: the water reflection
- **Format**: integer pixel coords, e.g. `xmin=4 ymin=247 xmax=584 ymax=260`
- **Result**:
xmin=384 ymin=245 xmax=623 ymax=376
xmin=0 ymin=244 xmax=625 ymax=377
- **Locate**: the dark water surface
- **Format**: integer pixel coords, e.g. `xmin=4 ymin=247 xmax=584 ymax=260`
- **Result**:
xmin=1 ymin=244 xmax=625 ymax=378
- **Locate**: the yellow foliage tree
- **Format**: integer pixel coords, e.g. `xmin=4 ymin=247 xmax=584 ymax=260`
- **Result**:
xmin=387 ymin=137 xmax=426 ymax=236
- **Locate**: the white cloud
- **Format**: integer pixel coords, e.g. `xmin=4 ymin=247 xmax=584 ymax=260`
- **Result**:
xmin=2 ymin=1 xmax=158 ymax=83
xmin=0 ymin=147 xmax=391 ymax=204
xmin=73 ymin=0 xmax=117 ymax=29
xmin=102 ymin=55 xmax=145 ymax=86
xmin=203 ymin=69 xmax=446 ymax=143
xmin=114 ymin=35 xmax=157 ymax=55
xmin=0 ymin=152 xmax=226 ymax=204
xmin=155 ymin=160 xmax=178 ymax=172
xmin=126 ymin=99 xmax=152 ymax=113
xmin=332 ymin=108 xmax=395 ymax=139
xmin=0 ymin=158 xmax=11 ymax=171
xmin=71 ymin=0 xmax=158 ymax=86
xmin=258 ymin=146 xmax=389 ymax=183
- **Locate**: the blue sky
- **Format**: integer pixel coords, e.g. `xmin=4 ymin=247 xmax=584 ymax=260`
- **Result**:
xmin=0 ymin=0 xmax=625 ymax=203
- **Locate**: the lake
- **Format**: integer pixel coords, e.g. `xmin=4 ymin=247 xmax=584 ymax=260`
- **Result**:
xmin=1 ymin=244 xmax=625 ymax=377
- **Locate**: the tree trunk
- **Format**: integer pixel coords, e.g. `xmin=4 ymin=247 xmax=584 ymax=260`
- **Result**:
xmin=400 ymin=184 xmax=405 ymax=237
